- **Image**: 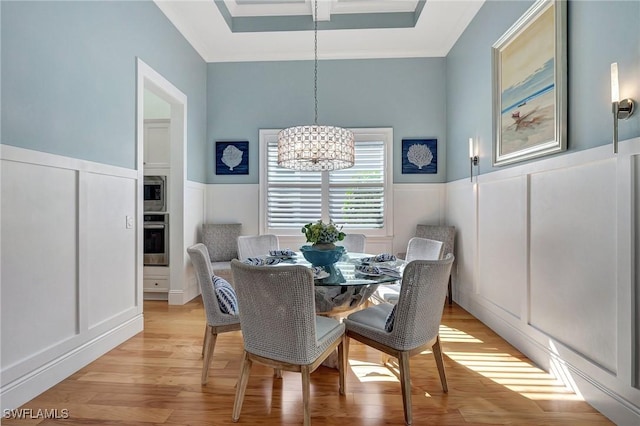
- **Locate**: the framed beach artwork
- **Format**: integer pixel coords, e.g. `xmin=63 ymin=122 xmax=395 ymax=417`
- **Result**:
xmin=492 ymin=0 xmax=566 ymax=166
xmin=401 ymin=138 xmax=437 ymax=174
xmin=215 ymin=141 xmax=249 ymax=175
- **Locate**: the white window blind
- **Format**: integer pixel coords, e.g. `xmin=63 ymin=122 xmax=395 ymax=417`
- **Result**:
xmin=262 ymin=129 xmax=391 ymax=234
xmin=266 ymin=141 xmax=322 ymax=228
xmin=329 ymin=141 xmax=385 ymax=228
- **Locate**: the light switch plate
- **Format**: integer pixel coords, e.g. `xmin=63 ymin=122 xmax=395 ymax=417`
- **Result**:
xmin=126 ymin=216 xmax=134 ymax=229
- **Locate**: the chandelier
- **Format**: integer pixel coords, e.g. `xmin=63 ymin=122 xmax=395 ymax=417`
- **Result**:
xmin=277 ymin=0 xmax=355 ymax=171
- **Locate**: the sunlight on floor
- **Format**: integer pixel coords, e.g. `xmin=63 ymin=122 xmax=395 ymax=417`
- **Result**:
xmin=443 ymin=327 xmax=585 ymax=402
xmin=439 ymin=324 xmax=484 ymax=343
xmin=348 ymin=323 xmax=585 ymax=403
xmin=348 ymin=359 xmax=400 ymax=383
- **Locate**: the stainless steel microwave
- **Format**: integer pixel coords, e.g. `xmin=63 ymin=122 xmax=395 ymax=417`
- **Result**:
xmin=144 ymin=176 xmax=166 ymax=212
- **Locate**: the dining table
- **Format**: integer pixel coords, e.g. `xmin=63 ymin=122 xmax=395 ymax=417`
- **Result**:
xmin=249 ymin=251 xmax=405 ymax=316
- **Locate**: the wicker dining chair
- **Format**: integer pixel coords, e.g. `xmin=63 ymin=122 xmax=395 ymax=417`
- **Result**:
xmin=187 ymin=244 xmax=241 ymax=385
xmin=374 ymin=237 xmax=443 ymax=304
xmin=236 ymin=234 xmax=279 ymax=260
xmin=230 ymin=259 xmax=346 ymax=426
xmin=344 ymin=255 xmax=454 ymax=425
xmin=415 ymin=224 xmax=456 ymax=304
xmin=405 ymin=237 xmax=443 ymax=262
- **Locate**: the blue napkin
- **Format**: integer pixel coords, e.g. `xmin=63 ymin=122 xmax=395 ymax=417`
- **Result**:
xmin=356 ymin=264 xmax=400 ymax=278
xmin=269 ymin=248 xmax=296 ymax=257
xmin=356 ymin=264 xmax=382 ymax=275
xmin=360 ymin=253 xmax=397 ymax=264
xmin=310 ymin=266 xmax=328 ymax=279
xmin=244 ymin=257 xmax=282 ymax=266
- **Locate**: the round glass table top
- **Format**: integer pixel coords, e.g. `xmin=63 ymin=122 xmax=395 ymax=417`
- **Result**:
xmin=251 ymin=251 xmax=405 ymax=315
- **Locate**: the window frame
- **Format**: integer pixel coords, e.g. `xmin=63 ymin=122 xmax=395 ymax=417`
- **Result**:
xmin=259 ymin=127 xmax=394 ymax=238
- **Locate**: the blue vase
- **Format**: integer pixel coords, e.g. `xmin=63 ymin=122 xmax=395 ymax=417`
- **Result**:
xmin=300 ymin=245 xmax=345 ymax=267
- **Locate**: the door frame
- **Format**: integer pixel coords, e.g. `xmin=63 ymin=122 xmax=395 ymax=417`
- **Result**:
xmin=136 ymin=58 xmax=187 ymax=306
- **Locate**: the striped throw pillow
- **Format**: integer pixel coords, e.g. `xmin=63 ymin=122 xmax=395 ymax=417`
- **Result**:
xmin=384 ymin=304 xmax=396 ymax=332
xmin=212 ymin=275 xmax=238 ymax=315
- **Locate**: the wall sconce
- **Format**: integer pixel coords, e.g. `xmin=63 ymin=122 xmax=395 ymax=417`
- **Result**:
xmin=469 ymin=137 xmax=479 ymax=182
xmin=611 ymin=62 xmax=635 ymax=154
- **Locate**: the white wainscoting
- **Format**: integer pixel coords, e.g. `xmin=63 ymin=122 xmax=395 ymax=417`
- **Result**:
xmin=446 ymin=138 xmax=640 ymax=425
xmin=0 ymin=145 xmax=143 ymax=410
xmin=178 ymin=180 xmax=207 ymax=304
xmin=477 ymin=175 xmax=527 ymax=319
xmin=204 ymin=183 xmax=447 ymax=256
xmin=392 ymin=183 xmax=446 ymax=256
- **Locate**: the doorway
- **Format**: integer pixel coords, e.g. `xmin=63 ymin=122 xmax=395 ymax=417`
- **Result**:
xmin=136 ymin=58 xmax=187 ymax=305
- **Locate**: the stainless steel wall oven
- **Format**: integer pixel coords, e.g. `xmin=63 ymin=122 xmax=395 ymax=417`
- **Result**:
xmin=144 ymin=214 xmax=169 ymax=266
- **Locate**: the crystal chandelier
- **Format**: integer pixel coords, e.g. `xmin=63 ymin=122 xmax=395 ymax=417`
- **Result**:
xmin=277 ymin=0 xmax=355 ymax=171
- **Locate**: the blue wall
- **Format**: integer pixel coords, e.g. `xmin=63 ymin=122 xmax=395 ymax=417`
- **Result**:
xmin=5 ymin=1 xmax=636 ymax=184
xmin=207 ymin=58 xmax=446 ymax=184
xmin=1 ymin=0 xmax=209 ymax=182
xmin=446 ymin=0 xmax=640 ymax=181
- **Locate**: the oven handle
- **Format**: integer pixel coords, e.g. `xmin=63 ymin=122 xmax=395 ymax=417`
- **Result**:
xmin=144 ymin=224 xmax=166 ymax=229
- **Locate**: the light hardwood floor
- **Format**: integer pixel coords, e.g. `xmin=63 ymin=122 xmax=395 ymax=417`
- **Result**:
xmin=4 ymin=300 xmax=613 ymax=425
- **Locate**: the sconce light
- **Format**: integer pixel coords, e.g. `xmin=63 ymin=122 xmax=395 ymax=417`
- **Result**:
xmin=611 ymin=62 xmax=635 ymax=154
xmin=469 ymin=137 xmax=479 ymax=182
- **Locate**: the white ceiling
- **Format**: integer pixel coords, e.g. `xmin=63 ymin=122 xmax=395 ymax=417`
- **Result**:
xmin=154 ymin=0 xmax=485 ymax=62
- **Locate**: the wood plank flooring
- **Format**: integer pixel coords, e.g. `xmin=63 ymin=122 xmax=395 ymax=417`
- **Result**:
xmin=4 ymin=300 xmax=613 ymax=425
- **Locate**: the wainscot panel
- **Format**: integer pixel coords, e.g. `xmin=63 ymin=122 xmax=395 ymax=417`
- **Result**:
xmin=0 ymin=145 xmax=143 ymax=411
xmin=1 ymin=159 xmax=79 ymax=371
xmin=86 ymin=172 xmax=137 ymax=329
xmin=446 ymin=138 xmax=640 ymax=425
xmin=477 ymin=175 xmax=527 ymax=319
xmin=529 ymin=159 xmax=617 ymax=372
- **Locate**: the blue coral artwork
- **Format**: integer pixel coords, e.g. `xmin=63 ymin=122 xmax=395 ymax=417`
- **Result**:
xmin=402 ymin=138 xmax=437 ymax=174
xmin=216 ymin=141 xmax=249 ymax=175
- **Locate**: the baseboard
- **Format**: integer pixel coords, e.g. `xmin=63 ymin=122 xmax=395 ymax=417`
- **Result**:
xmin=168 ymin=280 xmax=200 ymax=305
xmin=0 ymin=314 xmax=143 ymax=411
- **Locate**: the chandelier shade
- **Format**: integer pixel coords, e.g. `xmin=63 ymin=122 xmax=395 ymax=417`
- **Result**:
xmin=277 ymin=125 xmax=355 ymax=171
xmin=276 ymin=0 xmax=355 ymax=172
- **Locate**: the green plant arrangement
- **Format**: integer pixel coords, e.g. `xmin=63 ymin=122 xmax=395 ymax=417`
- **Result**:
xmin=302 ymin=220 xmax=346 ymax=247
xmin=300 ymin=220 xmax=346 ymax=266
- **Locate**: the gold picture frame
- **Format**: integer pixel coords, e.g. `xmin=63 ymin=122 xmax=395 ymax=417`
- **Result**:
xmin=492 ymin=0 xmax=567 ymax=166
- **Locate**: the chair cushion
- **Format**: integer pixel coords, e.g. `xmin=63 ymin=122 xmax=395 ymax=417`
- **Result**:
xmin=202 ymin=223 xmax=242 ymax=262
xmin=213 ymin=275 xmax=238 ymax=315
xmin=315 ymin=315 xmax=343 ymax=343
xmin=346 ymin=303 xmax=393 ymax=331
xmin=384 ymin=304 xmax=396 ymax=332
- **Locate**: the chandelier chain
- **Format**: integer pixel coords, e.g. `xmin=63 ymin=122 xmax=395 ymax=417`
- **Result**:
xmin=314 ymin=0 xmax=318 ymax=125
xmin=275 ymin=0 xmax=355 ymax=172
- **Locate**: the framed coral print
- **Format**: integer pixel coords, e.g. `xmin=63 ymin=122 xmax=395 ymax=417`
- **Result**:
xmin=402 ymin=138 xmax=437 ymax=174
xmin=492 ymin=0 xmax=566 ymax=166
xmin=215 ymin=141 xmax=249 ymax=175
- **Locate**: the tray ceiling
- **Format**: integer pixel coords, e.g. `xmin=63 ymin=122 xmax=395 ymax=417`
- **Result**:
xmin=154 ymin=0 xmax=485 ymax=62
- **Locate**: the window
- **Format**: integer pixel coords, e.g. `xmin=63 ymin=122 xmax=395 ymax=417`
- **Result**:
xmin=259 ymin=128 xmax=393 ymax=237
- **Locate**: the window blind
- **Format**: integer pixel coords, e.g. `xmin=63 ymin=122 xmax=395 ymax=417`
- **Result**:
xmin=266 ymin=139 xmax=385 ymax=229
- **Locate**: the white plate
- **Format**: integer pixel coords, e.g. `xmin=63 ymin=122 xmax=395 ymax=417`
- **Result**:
xmin=269 ymin=255 xmax=296 ymax=260
xmin=314 ymin=270 xmax=330 ymax=279
xmin=358 ymin=272 xmax=383 ymax=277
xmin=355 ymin=266 xmax=383 ymax=276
